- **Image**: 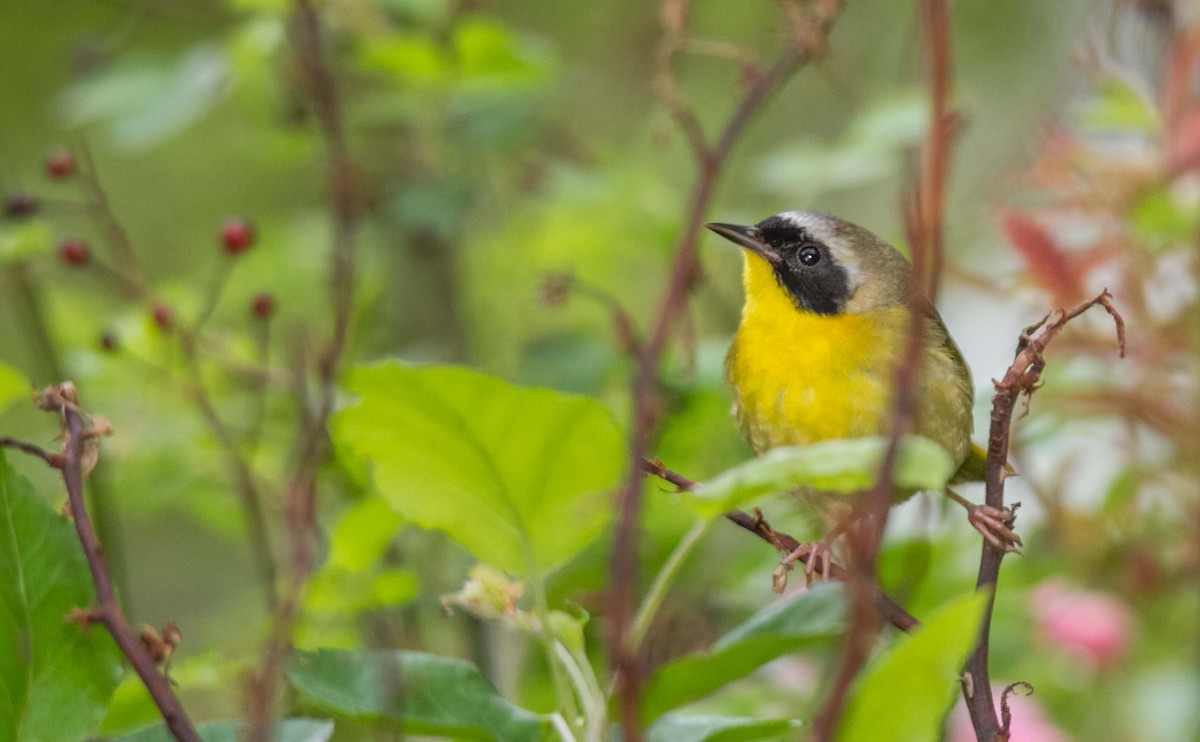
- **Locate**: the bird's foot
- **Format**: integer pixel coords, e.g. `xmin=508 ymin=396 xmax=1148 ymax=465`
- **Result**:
xmin=967 ymin=502 xmax=1023 ymax=553
xmin=773 ymin=540 xmax=833 ymax=592
xmin=947 ymin=487 xmax=1023 ymax=553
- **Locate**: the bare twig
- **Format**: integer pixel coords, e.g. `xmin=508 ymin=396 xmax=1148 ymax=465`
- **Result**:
xmin=0 ymin=436 xmax=62 ymax=466
xmin=177 ymin=333 xmax=278 ymax=607
xmin=962 ymin=290 xmax=1124 ymax=740
xmin=609 ymin=5 xmax=844 ymax=739
xmin=640 ymin=458 xmax=921 ymax=632
xmin=67 ymin=147 xmax=279 ymax=608
xmin=812 ymin=2 xmax=958 ymax=738
xmin=245 ymin=0 xmax=365 ymax=736
xmin=33 ymin=384 xmax=201 ymax=742
xmin=74 ymin=139 xmax=148 ymax=297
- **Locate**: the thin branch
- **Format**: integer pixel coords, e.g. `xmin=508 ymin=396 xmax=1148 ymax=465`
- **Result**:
xmin=73 ymin=139 xmax=148 ymax=297
xmin=609 ymin=6 xmax=844 ymax=740
xmin=177 ymin=333 xmax=278 ymax=608
xmin=245 ymin=0 xmax=365 ymax=735
xmin=0 ymin=436 xmax=61 ymax=466
xmin=639 ymin=458 xmax=921 ymax=633
xmin=40 ymin=384 xmax=201 ymax=742
xmin=962 ymin=290 xmax=1124 ymax=740
xmin=812 ymin=2 xmax=958 ymax=738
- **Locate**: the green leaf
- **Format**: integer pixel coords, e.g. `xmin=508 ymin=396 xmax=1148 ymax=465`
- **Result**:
xmin=118 ymin=718 xmax=333 ymax=742
xmin=0 ymin=450 xmax=122 ymax=741
xmin=357 ymin=35 xmax=450 ymax=87
xmin=328 ymin=496 xmax=404 ymax=571
xmin=1082 ymin=77 xmax=1160 ymax=133
xmin=0 ymin=221 xmax=53 ymax=263
xmin=641 ymin=582 xmax=845 ymax=722
xmin=287 ymin=648 xmax=546 ymax=741
xmin=332 ymin=363 xmax=623 ymax=575
xmin=686 ymin=436 xmax=955 ymax=520
xmin=646 ymin=714 xmax=799 ymax=742
xmin=839 ymin=590 xmax=990 ymax=742
xmin=0 ymin=363 xmax=30 ymax=416
xmin=453 ymin=19 xmax=555 ymax=90
xmin=58 ymin=44 xmax=230 ymax=151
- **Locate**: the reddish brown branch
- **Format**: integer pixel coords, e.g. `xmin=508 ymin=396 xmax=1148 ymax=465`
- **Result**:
xmin=245 ymin=0 xmax=366 ymax=736
xmin=177 ymin=334 xmax=277 ymax=608
xmin=0 ymin=436 xmax=62 ymax=467
xmin=812 ymin=2 xmax=958 ymax=738
xmin=962 ymin=290 xmax=1124 ymax=740
xmin=608 ymin=6 xmax=844 ymax=740
xmin=640 ymin=458 xmax=920 ymax=633
xmin=36 ymin=385 xmax=201 ymax=742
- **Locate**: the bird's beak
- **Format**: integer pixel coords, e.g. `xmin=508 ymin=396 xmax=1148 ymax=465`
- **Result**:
xmin=704 ymin=222 xmax=780 ymax=264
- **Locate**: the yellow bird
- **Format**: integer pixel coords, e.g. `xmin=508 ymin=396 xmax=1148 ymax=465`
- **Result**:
xmin=706 ymin=211 xmax=1018 ymax=577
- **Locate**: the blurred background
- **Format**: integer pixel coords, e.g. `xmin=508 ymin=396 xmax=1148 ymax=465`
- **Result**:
xmin=0 ymin=0 xmax=1196 ymax=739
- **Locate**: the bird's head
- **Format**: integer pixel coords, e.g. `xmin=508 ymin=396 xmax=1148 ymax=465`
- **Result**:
xmin=706 ymin=211 xmax=910 ymax=315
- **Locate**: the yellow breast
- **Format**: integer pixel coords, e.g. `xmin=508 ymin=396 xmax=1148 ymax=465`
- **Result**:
xmin=726 ymin=254 xmax=907 ymax=453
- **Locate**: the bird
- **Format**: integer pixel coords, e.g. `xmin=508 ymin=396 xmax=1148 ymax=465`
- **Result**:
xmin=705 ymin=210 xmax=1019 ymax=580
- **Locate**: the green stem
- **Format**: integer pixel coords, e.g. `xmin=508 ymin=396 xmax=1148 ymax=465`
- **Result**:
xmin=556 ymin=640 xmax=607 ymax=742
xmin=529 ymin=574 xmax=582 ymax=728
xmin=629 ymin=518 xmax=712 ymax=652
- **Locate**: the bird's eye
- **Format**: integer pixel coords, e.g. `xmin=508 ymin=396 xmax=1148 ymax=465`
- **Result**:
xmin=798 ymin=245 xmax=821 ymax=266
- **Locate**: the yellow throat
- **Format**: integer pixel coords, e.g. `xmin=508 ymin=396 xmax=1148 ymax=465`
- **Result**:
xmin=725 ymin=253 xmax=908 ymax=454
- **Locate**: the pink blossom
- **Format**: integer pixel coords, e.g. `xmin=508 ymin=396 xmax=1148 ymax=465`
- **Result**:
xmin=947 ymin=685 xmax=1071 ymax=742
xmin=1030 ymin=580 xmax=1133 ymax=671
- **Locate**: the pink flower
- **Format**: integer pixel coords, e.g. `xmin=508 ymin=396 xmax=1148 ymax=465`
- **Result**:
xmin=1030 ymin=580 xmax=1133 ymax=671
xmin=947 ymin=685 xmax=1071 ymax=742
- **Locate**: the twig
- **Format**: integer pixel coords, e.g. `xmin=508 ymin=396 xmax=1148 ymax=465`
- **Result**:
xmin=177 ymin=333 xmax=278 ymax=608
xmin=67 ymin=147 xmax=277 ymax=608
xmin=0 ymin=436 xmax=62 ymax=466
xmin=37 ymin=384 xmax=201 ymax=742
xmin=962 ymin=290 xmax=1124 ymax=740
xmin=245 ymin=0 xmax=365 ymax=736
xmin=813 ymin=2 xmax=958 ymax=738
xmin=639 ymin=458 xmax=920 ymax=633
xmin=609 ymin=5 xmax=844 ymax=740
xmin=74 ymin=139 xmax=148 ymax=297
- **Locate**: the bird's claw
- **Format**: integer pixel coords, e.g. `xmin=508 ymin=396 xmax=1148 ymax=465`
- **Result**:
xmin=773 ymin=541 xmax=833 ymax=592
xmin=968 ymin=503 xmax=1023 ymax=553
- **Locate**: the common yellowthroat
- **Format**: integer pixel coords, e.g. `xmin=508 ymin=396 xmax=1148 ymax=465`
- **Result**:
xmin=706 ymin=211 xmax=1018 ymax=574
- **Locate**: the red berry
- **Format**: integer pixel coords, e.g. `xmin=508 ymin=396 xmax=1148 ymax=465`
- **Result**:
xmin=251 ymin=292 xmax=276 ymax=319
xmin=60 ymin=238 xmax=90 ymax=267
xmin=46 ymin=148 xmax=75 ymax=179
xmin=221 ymin=218 xmax=255 ymax=254
xmin=4 ymin=193 xmax=39 ymax=218
xmin=151 ymin=304 xmax=174 ymax=331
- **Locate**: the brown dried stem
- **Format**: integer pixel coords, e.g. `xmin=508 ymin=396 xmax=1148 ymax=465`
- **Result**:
xmin=0 ymin=436 xmax=62 ymax=466
xmin=609 ymin=4 xmax=843 ymax=740
xmin=69 ymin=146 xmax=280 ymax=608
xmin=962 ymin=290 xmax=1125 ymax=740
xmin=43 ymin=385 xmax=201 ymax=742
xmin=244 ymin=0 xmax=365 ymax=736
xmin=812 ymin=2 xmax=958 ymax=738
xmin=640 ymin=458 xmax=920 ymax=633
xmin=177 ymin=333 xmax=278 ymax=607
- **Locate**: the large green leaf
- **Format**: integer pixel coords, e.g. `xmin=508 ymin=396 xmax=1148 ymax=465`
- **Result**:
xmin=646 ymin=714 xmax=799 ymax=742
xmin=839 ymin=590 xmax=990 ymax=742
xmin=287 ymin=648 xmax=545 ymax=741
xmin=686 ymin=436 xmax=955 ymax=520
xmin=641 ymin=582 xmax=845 ymax=722
xmin=118 ymin=718 xmax=333 ymax=742
xmin=0 ymin=450 xmax=122 ymax=741
xmin=332 ymin=363 xmax=623 ymax=575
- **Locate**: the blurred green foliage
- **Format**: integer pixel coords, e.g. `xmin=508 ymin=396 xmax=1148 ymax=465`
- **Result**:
xmin=1 ymin=0 xmax=1196 ymax=740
